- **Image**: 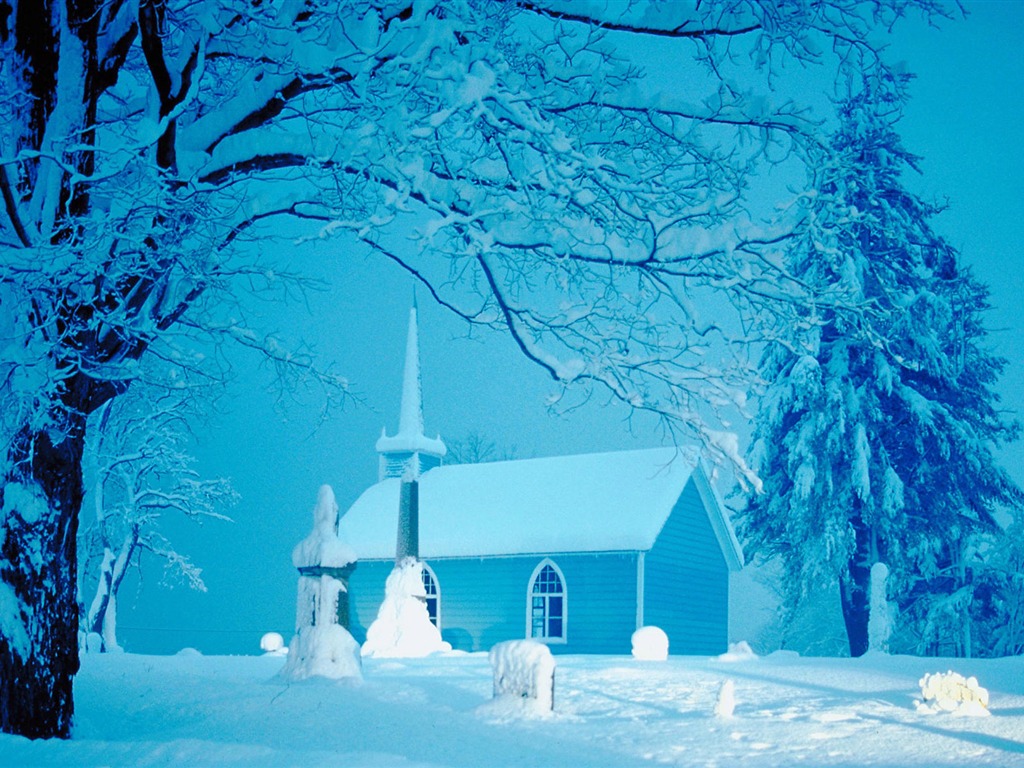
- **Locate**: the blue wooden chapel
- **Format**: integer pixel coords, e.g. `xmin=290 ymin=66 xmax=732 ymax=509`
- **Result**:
xmin=338 ymin=306 xmax=744 ymax=655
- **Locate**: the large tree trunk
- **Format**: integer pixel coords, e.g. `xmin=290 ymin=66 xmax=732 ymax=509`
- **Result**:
xmin=840 ymin=517 xmax=872 ymax=657
xmin=0 ymin=421 xmax=86 ymax=738
xmin=1 ymin=0 xmax=137 ymax=737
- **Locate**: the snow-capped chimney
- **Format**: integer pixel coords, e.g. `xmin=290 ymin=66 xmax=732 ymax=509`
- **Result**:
xmin=375 ymin=301 xmax=446 ymax=481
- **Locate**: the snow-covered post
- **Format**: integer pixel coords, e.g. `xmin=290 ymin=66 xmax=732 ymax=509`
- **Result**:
xmin=281 ymin=486 xmax=361 ymax=680
xmin=868 ymin=562 xmax=893 ymax=654
xmin=490 ymin=640 xmax=556 ymax=712
xmin=362 ymin=557 xmax=451 ymax=658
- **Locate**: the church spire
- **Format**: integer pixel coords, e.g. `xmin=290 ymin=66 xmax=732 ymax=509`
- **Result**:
xmin=375 ymin=302 xmax=446 ymax=481
xmin=397 ymin=301 xmax=424 ymax=439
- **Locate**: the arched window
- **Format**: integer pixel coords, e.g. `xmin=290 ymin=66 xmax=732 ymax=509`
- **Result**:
xmin=421 ymin=562 xmax=440 ymax=630
xmin=527 ymin=559 xmax=566 ymax=643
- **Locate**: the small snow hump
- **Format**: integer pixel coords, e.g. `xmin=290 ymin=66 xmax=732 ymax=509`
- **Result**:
xmin=714 ymin=679 xmax=736 ymax=719
xmin=260 ymin=632 xmax=286 ymax=655
xmin=631 ymin=626 xmax=669 ymax=661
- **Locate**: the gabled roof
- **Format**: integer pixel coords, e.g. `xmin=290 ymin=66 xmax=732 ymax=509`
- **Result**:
xmin=338 ymin=447 xmax=744 ymax=569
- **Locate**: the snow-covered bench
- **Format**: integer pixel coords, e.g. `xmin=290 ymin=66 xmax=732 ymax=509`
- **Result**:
xmin=489 ymin=639 xmax=556 ymax=712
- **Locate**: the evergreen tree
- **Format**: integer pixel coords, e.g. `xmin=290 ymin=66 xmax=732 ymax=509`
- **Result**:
xmin=741 ymin=77 xmax=1022 ymax=657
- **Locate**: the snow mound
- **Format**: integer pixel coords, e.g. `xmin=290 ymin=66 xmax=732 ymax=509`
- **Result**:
xmin=260 ymin=632 xmax=286 ymax=655
xmin=915 ymin=671 xmax=990 ymax=717
xmin=486 ymin=639 xmax=555 ymax=715
xmin=716 ymin=641 xmax=758 ymax=662
xmin=631 ymin=626 xmax=669 ymax=661
xmin=281 ymin=624 xmax=362 ymax=681
xmin=362 ymin=558 xmax=451 ymax=658
xmin=714 ymin=679 xmax=736 ymax=718
xmin=292 ymin=485 xmax=356 ymax=569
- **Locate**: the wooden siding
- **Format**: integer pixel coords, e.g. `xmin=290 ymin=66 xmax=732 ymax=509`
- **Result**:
xmin=347 ymin=553 xmax=638 ymax=654
xmin=643 ymin=477 xmax=730 ymax=655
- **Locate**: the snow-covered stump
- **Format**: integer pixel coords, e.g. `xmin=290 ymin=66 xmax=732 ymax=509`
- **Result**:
xmin=489 ymin=640 xmax=556 ymax=713
xmin=281 ymin=486 xmax=361 ymax=681
xmin=362 ymin=557 xmax=451 ymax=658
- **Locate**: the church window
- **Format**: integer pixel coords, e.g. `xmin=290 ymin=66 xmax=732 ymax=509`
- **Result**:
xmin=421 ymin=562 xmax=440 ymax=629
xmin=527 ymin=559 xmax=566 ymax=642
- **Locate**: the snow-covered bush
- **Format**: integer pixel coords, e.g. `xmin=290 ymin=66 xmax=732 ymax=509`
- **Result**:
xmin=915 ymin=671 xmax=990 ymax=717
xmin=489 ymin=640 xmax=556 ymax=713
xmin=362 ymin=557 xmax=450 ymax=658
xmin=282 ymin=486 xmax=361 ymax=680
xmin=631 ymin=626 xmax=669 ymax=661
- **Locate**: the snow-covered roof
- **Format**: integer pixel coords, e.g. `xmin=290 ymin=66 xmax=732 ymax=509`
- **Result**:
xmin=339 ymin=447 xmax=743 ymax=568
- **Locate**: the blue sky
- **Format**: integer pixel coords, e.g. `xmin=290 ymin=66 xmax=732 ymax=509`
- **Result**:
xmin=115 ymin=3 xmax=1024 ymax=655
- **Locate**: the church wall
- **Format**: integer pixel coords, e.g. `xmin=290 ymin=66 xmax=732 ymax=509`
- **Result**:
xmin=643 ymin=478 xmax=730 ymax=654
xmin=346 ymin=552 xmax=639 ymax=654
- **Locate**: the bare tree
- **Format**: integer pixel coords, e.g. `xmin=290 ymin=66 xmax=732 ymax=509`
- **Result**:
xmin=79 ymin=388 xmax=235 ymax=654
xmin=445 ymin=432 xmax=517 ymax=465
xmin=0 ymin=0 xmax=948 ymax=737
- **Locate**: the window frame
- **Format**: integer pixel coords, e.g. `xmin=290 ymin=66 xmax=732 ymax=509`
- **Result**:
xmin=421 ymin=561 xmax=441 ymax=631
xmin=525 ymin=558 xmax=568 ymax=644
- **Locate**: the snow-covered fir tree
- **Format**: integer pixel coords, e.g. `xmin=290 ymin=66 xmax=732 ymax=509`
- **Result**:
xmin=741 ymin=75 xmax=1022 ymax=657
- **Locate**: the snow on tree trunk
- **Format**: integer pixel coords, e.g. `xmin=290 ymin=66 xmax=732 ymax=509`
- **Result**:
xmin=0 ymin=427 xmax=86 ymax=739
xmin=361 ymin=557 xmax=450 ymax=659
xmin=868 ymin=562 xmax=893 ymax=653
xmin=100 ymin=592 xmax=122 ymax=654
xmin=281 ymin=486 xmax=360 ymax=681
xmin=84 ymin=531 xmax=135 ymax=653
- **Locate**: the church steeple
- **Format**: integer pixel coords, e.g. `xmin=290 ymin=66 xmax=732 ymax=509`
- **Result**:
xmin=375 ymin=302 xmax=446 ymax=481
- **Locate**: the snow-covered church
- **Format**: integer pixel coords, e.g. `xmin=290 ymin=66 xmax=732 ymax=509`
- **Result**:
xmin=339 ymin=306 xmax=744 ymax=655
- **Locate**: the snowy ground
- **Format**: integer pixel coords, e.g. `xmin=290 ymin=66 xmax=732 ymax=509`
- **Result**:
xmin=3 ymin=650 xmax=1024 ymax=767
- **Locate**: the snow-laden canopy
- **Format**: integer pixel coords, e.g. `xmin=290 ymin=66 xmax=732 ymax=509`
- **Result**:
xmin=339 ymin=447 xmax=742 ymax=566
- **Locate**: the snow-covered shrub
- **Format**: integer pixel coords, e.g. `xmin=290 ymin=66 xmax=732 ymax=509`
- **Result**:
xmin=489 ymin=639 xmax=556 ymax=712
xmin=915 ymin=671 xmax=990 ymax=717
xmin=631 ymin=626 xmax=669 ymax=660
xmin=260 ymin=632 xmax=286 ymax=655
xmin=362 ymin=557 xmax=451 ymax=658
